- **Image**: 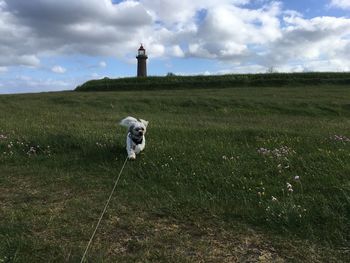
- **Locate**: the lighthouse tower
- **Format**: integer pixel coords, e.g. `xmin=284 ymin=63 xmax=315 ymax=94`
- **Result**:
xmin=136 ymin=44 xmax=148 ymax=77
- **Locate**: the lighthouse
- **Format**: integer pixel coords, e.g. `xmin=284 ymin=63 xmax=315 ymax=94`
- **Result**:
xmin=136 ymin=44 xmax=148 ymax=77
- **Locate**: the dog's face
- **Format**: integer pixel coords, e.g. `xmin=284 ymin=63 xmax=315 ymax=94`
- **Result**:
xmin=129 ymin=120 xmax=148 ymax=138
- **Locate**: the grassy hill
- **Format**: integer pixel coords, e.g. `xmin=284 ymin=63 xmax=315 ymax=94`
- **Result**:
xmin=76 ymin=72 xmax=350 ymax=92
xmin=1 ymin=84 xmax=350 ymax=262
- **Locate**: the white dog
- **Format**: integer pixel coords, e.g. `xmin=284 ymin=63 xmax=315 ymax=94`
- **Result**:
xmin=120 ymin=116 xmax=149 ymax=160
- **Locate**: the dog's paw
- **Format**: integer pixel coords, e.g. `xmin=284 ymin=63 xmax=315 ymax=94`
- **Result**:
xmin=128 ymin=154 xmax=136 ymax=160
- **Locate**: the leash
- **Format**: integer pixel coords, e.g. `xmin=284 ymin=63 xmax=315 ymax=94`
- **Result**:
xmin=80 ymin=156 xmax=129 ymax=263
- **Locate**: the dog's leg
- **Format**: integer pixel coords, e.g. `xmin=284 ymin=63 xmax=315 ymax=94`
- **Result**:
xmin=126 ymin=136 xmax=136 ymax=160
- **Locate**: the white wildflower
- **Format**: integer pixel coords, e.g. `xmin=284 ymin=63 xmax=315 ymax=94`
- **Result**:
xmin=331 ymin=135 xmax=350 ymax=142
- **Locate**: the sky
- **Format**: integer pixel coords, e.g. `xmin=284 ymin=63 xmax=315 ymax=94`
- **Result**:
xmin=0 ymin=0 xmax=350 ymax=94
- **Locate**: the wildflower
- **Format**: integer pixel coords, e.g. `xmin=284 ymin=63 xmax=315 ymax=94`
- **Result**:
xmin=27 ymin=147 xmax=36 ymax=155
xmin=222 ymin=155 xmax=228 ymax=160
xmin=294 ymin=175 xmax=300 ymax=180
xmin=331 ymin=135 xmax=350 ymax=142
xmin=257 ymin=146 xmax=295 ymax=158
xmin=257 ymin=147 xmax=270 ymax=155
xmin=271 ymin=196 xmax=277 ymax=202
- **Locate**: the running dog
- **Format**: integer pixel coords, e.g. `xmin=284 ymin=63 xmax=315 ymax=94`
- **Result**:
xmin=120 ymin=116 xmax=149 ymax=160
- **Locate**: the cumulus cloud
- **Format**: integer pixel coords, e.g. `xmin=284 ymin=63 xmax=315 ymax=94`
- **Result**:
xmin=0 ymin=0 xmax=153 ymax=66
xmin=0 ymin=1 xmax=41 ymax=67
xmin=0 ymin=0 xmax=350 ymax=73
xmin=329 ymin=0 xmax=350 ymax=10
xmin=51 ymin=65 xmax=66 ymax=74
xmin=188 ymin=2 xmax=282 ymax=59
xmin=141 ymin=0 xmax=250 ymax=27
xmin=262 ymin=14 xmax=350 ymax=71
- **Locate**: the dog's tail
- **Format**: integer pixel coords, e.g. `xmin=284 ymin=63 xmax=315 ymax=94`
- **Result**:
xmin=120 ymin=116 xmax=139 ymax=128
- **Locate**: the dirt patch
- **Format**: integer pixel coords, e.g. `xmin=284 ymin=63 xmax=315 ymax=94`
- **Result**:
xmin=95 ymin=214 xmax=286 ymax=262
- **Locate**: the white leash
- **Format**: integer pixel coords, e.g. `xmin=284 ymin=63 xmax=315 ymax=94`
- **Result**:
xmin=80 ymin=156 xmax=129 ymax=263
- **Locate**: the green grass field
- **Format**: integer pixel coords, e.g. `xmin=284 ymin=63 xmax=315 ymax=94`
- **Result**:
xmin=0 ymin=85 xmax=349 ymax=262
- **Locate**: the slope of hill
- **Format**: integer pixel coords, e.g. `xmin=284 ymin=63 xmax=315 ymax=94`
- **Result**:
xmin=76 ymin=72 xmax=350 ymax=92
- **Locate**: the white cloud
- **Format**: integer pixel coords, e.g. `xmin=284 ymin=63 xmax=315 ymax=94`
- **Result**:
xmin=170 ymin=45 xmax=185 ymax=57
xmin=329 ymin=0 xmax=350 ymax=10
xmin=18 ymin=55 xmax=40 ymax=67
xmin=0 ymin=3 xmax=40 ymax=67
xmin=51 ymin=65 xmax=66 ymax=74
xmin=186 ymin=2 xmax=281 ymax=60
xmin=99 ymin=61 xmax=107 ymax=68
xmin=0 ymin=66 xmax=7 ymax=73
xmin=141 ymin=0 xmax=250 ymax=26
xmin=0 ymin=0 xmax=153 ymax=66
xmin=261 ymin=15 xmax=350 ymax=71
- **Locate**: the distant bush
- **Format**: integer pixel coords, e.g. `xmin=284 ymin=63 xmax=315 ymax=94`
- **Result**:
xmin=75 ymin=72 xmax=350 ymax=92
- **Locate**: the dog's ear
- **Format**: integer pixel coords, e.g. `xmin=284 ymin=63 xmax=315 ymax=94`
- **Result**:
xmin=128 ymin=124 xmax=135 ymax=133
xmin=140 ymin=119 xmax=149 ymax=127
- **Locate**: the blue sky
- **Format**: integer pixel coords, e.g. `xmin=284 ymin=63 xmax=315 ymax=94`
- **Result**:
xmin=0 ymin=0 xmax=350 ymax=94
